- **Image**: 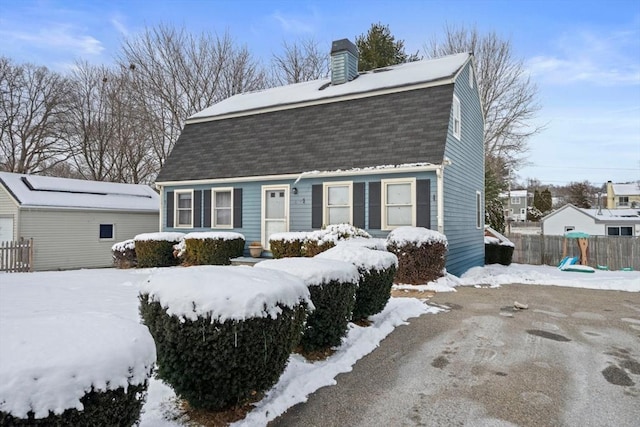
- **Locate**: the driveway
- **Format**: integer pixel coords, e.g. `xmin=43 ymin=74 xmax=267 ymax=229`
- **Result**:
xmin=269 ymin=284 xmax=640 ymax=427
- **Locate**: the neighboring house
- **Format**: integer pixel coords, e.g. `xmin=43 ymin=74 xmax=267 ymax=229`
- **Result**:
xmin=606 ymin=181 xmax=640 ymax=209
xmin=541 ymin=204 xmax=640 ymax=236
xmin=155 ymin=39 xmax=485 ymax=276
xmin=0 ymin=172 xmax=159 ymax=271
xmin=500 ymin=189 xmax=529 ymax=222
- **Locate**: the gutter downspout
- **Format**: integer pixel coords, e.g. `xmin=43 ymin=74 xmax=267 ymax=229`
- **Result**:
xmin=436 ymin=166 xmax=445 ymax=234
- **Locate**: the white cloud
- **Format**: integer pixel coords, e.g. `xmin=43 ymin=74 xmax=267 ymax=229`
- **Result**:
xmin=1 ymin=24 xmax=104 ymax=56
xmin=527 ymin=27 xmax=640 ymax=86
xmin=271 ymin=11 xmax=315 ymax=34
xmin=110 ymin=15 xmax=129 ymax=37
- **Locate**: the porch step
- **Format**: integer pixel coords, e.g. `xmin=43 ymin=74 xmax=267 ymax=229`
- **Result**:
xmin=231 ymin=257 xmax=266 ymax=266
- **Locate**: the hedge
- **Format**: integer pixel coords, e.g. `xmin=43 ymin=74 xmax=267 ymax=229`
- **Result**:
xmin=386 ymin=227 xmax=448 ymax=284
xmin=182 ymin=232 xmax=245 ymax=265
xmin=134 ymin=232 xmax=184 ymax=268
xmin=0 ymin=384 xmax=148 ymax=427
xmin=269 ymin=224 xmax=371 ymax=258
xmin=111 ymin=239 xmax=137 ymax=269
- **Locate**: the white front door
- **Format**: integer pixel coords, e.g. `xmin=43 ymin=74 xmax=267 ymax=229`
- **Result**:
xmin=262 ymin=185 xmax=289 ymax=249
xmin=0 ymin=217 xmax=14 ymax=242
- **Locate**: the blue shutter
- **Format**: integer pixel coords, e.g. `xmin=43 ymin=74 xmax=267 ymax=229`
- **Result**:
xmin=368 ymin=182 xmax=381 ymax=229
xmin=233 ymin=188 xmax=242 ymax=228
xmin=353 ymin=182 xmax=365 ymax=229
xmin=194 ymin=190 xmax=202 ymax=228
xmin=166 ymin=191 xmax=174 ymax=228
xmin=312 ymin=185 xmax=323 ymax=229
xmin=203 ymin=190 xmax=211 ymax=227
xmin=416 ymin=179 xmax=431 ymax=228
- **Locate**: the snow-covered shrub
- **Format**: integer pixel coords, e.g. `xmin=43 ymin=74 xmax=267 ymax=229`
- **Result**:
xmin=317 ymin=244 xmax=398 ymax=321
xmin=256 ymin=258 xmax=359 ymax=352
xmin=484 ymin=238 xmax=515 ymax=266
xmin=134 ymin=232 xmax=184 ymax=268
xmin=139 ymin=266 xmax=311 ymax=411
xmin=111 ymin=239 xmax=136 ymax=269
xmin=0 ymin=314 xmax=155 ymax=426
xmin=182 ymin=232 xmax=245 ymax=265
xmin=270 ymin=225 xmax=371 ymax=258
xmin=269 ymin=232 xmax=307 ymax=259
xmin=386 ymin=227 xmax=448 ymax=284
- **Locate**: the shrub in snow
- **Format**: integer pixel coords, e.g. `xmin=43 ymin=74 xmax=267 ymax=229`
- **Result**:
xmin=269 ymin=232 xmax=307 ymax=259
xmin=139 ymin=266 xmax=311 ymax=411
xmin=182 ymin=232 xmax=245 ymax=265
xmin=0 ymin=314 xmax=155 ymax=427
xmin=134 ymin=232 xmax=184 ymax=268
xmin=386 ymin=227 xmax=448 ymax=284
xmin=256 ymin=258 xmax=359 ymax=352
xmin=270 ymin=224 xmax=371 ymax=258
xmin=111 ymin=239 xmax=137 ymax=269
xmin=317 ymin=244 xmax=398 ymax=321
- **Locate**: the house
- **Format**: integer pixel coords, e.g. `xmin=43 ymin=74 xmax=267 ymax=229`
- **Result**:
xmin=0 ymin=172 xmax=159 ymax=271
xmin=606 ymin=181 xmax=640 ymax=209
xmin=155 ymin=39 xmax=485 ymax=276
xmin=499 ymin=189 xmax=529 ymax=222
xmin=541 ymin=203 xmax=640 ymax=236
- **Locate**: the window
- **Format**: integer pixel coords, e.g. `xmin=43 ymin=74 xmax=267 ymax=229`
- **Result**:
xmin=476 ymin=191 xmax=482 ymax=229
xmin=618 ymin=196 xmax=629 ymax=207
xmin=382 ymin=178 xmax=416 ymax=229
xmin=324 ymin=182 xmax=352 ymax=225
xmin=452 ymin=95 xmax=461 ymax=140
xmin=175 ymin=191 xmax=193 ymax=228
xmin=511 ymin=197 xmax=521 ymax=205
xmin=564 ymin=226 xmax=575 ymax=232
xmin=99 ymin=224 xmax=113 ymax=239
xmin=213 ymin=188 xmax=233 ymax=228
xmin=520 ymin=208 xmax=526 ymax=216
xmin=607 ymin=226 xmax=633 ymax=236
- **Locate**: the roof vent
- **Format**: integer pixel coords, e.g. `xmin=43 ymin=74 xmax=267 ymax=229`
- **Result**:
xmin=330 ymin=39 xmax=359 ymax=85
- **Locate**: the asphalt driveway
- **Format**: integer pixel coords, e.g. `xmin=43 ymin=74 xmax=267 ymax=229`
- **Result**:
xmin=269 ymin=284 xmax=640 ymax=427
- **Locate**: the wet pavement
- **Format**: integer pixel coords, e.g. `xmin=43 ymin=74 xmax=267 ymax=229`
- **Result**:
xmin=270 ymin=284 xmax=640 ymax=427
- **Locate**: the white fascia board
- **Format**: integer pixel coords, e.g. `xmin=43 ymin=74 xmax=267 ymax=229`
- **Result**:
xmin=185 ymin=78 xmax=455 ymax=125
xmin=156 ymin=164 xmax=443 ymax=187
xmin=19 ymin=205 xmax=159 ymax=213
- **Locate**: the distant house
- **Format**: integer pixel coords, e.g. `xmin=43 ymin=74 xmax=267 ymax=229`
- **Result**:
xmin=0 ymin=172 xmax=159 ymax=271
xmin=541 ymin=204 xmax=640 ymax=236
xmin=155 ymin=39 xmax=485 ymax=276
xmin=500 ymin=189 xmax=529 ymax=222
xmin=606 ymin=181 xmax=640 ymax=209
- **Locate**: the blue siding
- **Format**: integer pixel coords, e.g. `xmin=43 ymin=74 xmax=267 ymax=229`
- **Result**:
xmin=443 ymin=61 xmax=485 ymax=276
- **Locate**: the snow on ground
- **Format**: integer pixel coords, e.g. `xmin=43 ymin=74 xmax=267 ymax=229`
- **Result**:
xmin=1 ymin=263 xmax=638 ymax=425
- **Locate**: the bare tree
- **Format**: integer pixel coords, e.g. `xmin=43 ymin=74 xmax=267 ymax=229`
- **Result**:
xmin=271 ymin=38 xmax=329 ymax=85
xmin=0 ymin=57 xmax=70 ymax=174
xmin=425 ymin=26 xmax=543 ymax=174
xmin=116 ymin=25 xmax=268 ymax=173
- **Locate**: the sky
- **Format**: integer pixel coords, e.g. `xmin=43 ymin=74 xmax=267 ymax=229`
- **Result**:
xmin=1 ymin=0 xmax=639 ymax=188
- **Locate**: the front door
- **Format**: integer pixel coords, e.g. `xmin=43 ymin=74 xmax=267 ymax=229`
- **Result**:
xmin=262 ymin=186 xmax=289 ymax=249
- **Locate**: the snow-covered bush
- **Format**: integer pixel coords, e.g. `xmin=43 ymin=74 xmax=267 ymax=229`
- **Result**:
xmin=139 ymin=266 xmax=311 ymax=411
xmin=182 ymin=232 xmax=245 ymax=265
xmin=317 ymin=244 xmax=398 ymax=321
xmin=134 ymin=232 xmax=184 ymax=268
xmin=111 ymin=239 xmax=137 ymax=269
xmin=269 ymin=232 xmax=307 ymax=258
xmin=0 ymin=314 xmax=155 ymax=426
xmin=256 ymin=258 xmax=359 ymax=352
xmin=270 ymin=224 xmax=371 ymax=258
xmin=386 ymin=227 xmax=448 ymax=284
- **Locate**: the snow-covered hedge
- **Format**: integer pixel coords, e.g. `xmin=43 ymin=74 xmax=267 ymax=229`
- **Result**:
xmin=181 ymin=231 xmax=245 ymax=265
xmin=270 ymin=224 xmax=371 ymax=258
xmin=256 ymin=258 xmax=359 ymax=351
xmin=317 ymin=244 xmax=398 ymax=321
xmin=386 ymin=227 xmax=448 ymax=284
xmin=138 ymin=266 xmax=311 ymax=411
xmin=0 ymin=313 xmax=155 ymax=426
xmin=134 ymin=232 xmax=184 ymax=268
xmin=111 ymin=239 xmax=137 ymax=269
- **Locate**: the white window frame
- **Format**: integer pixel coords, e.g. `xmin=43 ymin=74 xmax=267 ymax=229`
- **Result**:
xmin=323 ymin=181 xmax=353 ymax=226
xmin=99 ymin=223 xmax=114 ymax=241
xmin=381 ymin=178 xmax=416 ymax=230
xmin=607 ymin=226 xmax=633 ymax=236
xmin=174 ymin=190 xmax=193 ymax=228
xmin=511 ymin=197 xmax=521 ymax=205
xmin=212 ymin=187 xmax=233 ymax=229
xmin=452 ymin=94 xmax=461 ymax=140
xmin=476 ymin=191 xmax=482 ymax=229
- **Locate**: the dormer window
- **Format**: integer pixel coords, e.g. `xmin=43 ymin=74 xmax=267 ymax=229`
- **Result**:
xmin=453 ymin=95 xmax=461 ymax=140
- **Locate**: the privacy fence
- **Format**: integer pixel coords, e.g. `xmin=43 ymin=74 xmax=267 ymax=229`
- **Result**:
xmin=505 ymin=234 xmax=638 ymax=271
xmin=0 ymin=238 xmax=33 ymax=273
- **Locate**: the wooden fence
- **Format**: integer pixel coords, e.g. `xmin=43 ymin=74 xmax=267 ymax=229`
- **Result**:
xmin=506 ymin=234 xmax=639 ymax=271
xmin=0 ymin=238 xmax=33 ymax=273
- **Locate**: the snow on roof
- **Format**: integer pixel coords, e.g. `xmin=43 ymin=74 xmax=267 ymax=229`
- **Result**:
xmin=256 ymin=258 xmax=360 ymax=287
xmin=611 ymin=182 xmax=640 ymax=196
xmin=0 ymin=172 xmax=159 ymax=212
xmin=140 ymin=266 xmax=312 ymax=322
xmin=499 ymin=189 xmax=528 ymax=198
xmin=189 ymin=53 xmax=470 ymax=121
xmin=581 ymin=208 xmax=640 ymax=221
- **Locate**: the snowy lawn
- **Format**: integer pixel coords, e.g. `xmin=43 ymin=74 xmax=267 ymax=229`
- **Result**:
xmin=1 ymin=263 xmax=638 ymax=426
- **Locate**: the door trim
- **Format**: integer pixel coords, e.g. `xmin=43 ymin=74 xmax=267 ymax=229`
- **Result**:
xmin=261 ymin=184 xmax=290 ymax=249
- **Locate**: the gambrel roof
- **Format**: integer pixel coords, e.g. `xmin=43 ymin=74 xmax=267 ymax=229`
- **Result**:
xmin=156 ymin=53 xmax=472 ymax=183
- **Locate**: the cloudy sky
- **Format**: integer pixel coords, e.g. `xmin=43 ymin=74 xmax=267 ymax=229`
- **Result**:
xmin=1 ymin=0 xmax=638 ymax=188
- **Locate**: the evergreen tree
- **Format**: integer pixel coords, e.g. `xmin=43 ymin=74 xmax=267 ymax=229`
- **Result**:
xmin=484 ymin=163 xmax=506 ymax=232
xmin=355 ymin=23 xmax=420 ymax=71
xmin=540 ymin=188 xmax=553 ymax=213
